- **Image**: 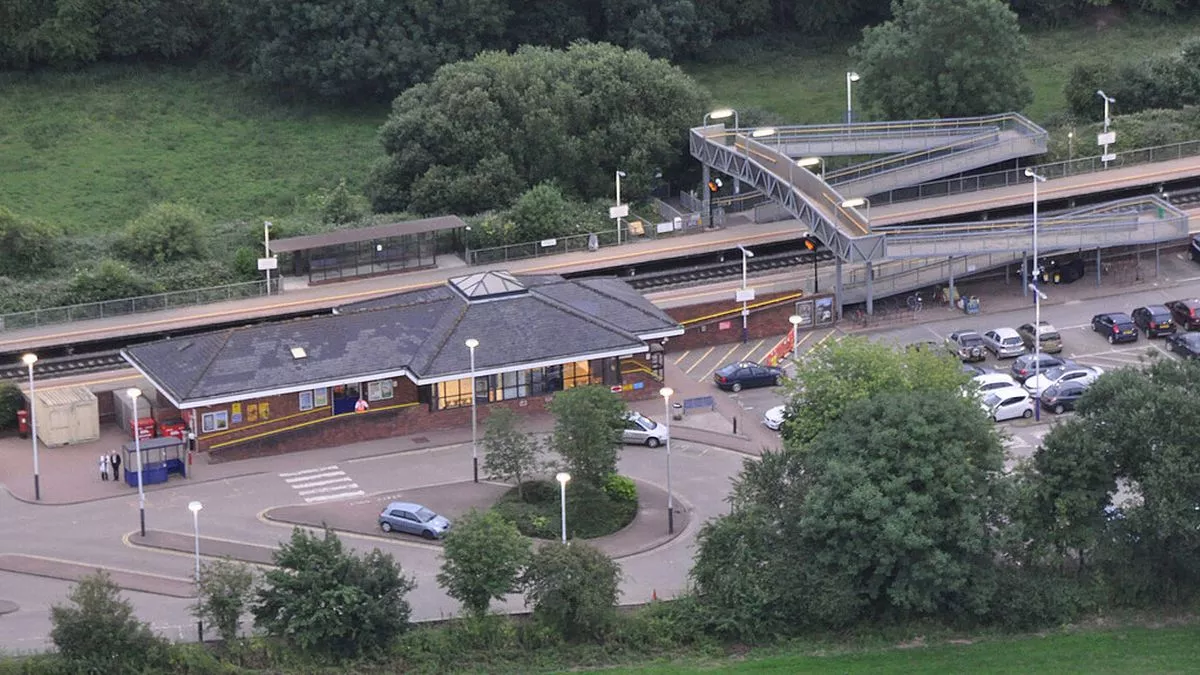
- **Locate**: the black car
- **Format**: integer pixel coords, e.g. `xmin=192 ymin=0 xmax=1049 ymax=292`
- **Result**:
xmin=1040 ymin=381 xmax=1088 ymax=414
xmin=1165 ymin=299 xmax=1200 ymax=330
xmin=1010 ymin=353 xmax=1065 ymax=383
xmin=1131 ymin=305 xmax=1176 ymax=338
xmin=1040 ymin=257 xmax=1086 ymax=284
xmin=713 ymin=361 xmax=784 ymax=392
xmin=1091 ymin=312 xmax=1139 ymax=344
xmin=1166 ymin=332 xmax=1200 ymax=359
xmin=945 ymin=330 xmax=987 ymax=362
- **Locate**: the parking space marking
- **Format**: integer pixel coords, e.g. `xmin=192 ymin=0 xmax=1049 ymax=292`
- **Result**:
xmin=683 ymin=346 xmax=714 ymax=375
xmin=702 ymin=343 xmax=744 ymax=380
xmin=673 ymin=350 xmax=691 ymax=365
xmin=740 ymin=339 xmax=767 ymax=363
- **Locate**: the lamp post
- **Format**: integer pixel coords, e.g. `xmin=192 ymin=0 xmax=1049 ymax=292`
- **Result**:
xmin=841 ymin=196 xmax=871 ymax=227
xmin=263 ymin=221 xmax=273 ymax=295
xmin=796 ymin=156 xmax=825 ymax=179
xmin=751 ymin=127 xmax=779 ymax=149
xmin=660 ymin=387 xmax=675 ymax=535
xmin=555 ymin=472 xmax=571 ymax=544
xmin=845 ymin=72 xmax=861 ymax=124
xmin=21 ymin=353 xmax=40 ymax=501
xmin=463 ymin=225 xmax=472 ymax=265
xmin=1026 ymin=168 xmax=1048 ymax=422
xmin=465 ymin=338 xmax=479 ymax=483
xmin=789 ymin=315 xmax=803 ymax=359
xmin=188 ymin=501 xmax=203 ymax=582
xmin=1097 ymin=90 xmax=1116 ymax=168
xmin=704 ymin=108 xmax=740 ymax=195
xmin=1067 ymin=130 xmax=1074 ymax=166
xmin=614 ymin=170 xmax=626 ymax=245
xmin=737 ymin=245 xmax=754 ymax=344
xmin=126 ymin=388 xmax=146 ymax=537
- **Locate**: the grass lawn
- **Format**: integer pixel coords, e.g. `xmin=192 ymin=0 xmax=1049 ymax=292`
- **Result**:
xmin=685 ymin=14 xmax=1200 ymax=126
xmin=616 ymin=623 xmax=1200 ymax=673
xmin=0 ymin=63 xmax=385 ymax=233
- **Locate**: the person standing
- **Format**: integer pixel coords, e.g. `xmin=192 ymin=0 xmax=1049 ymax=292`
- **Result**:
xmin=110 ymin=452 xmax=122 ymax=482
xmin=99 ymin=455 xmax=108 ymax=481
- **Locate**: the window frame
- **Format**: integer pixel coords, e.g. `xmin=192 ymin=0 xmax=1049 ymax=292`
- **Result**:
xmin=298 ymin=391 xmax=314 ymax=411
xmin=201 ymin=410 xmax=229 ymax=433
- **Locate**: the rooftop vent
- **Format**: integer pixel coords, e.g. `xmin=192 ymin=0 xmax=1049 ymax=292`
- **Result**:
xmin=448 ymin=270 xmax=527 ymax=300
xmin=290 ymin=346 xmax=307 ymax=360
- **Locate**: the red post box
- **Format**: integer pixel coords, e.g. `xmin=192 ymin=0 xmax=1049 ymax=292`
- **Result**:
xmin=16 ymin=409 xmax=29 ymax=439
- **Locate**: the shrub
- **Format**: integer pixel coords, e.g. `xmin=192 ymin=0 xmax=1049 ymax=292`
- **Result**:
xmin=0 ymin=207 xmax=62 ymax=278
xmin=118 ymin=201 xmax=206 ymax=264
xmin=63 ymin=259 xmax=159 ymax=305
xmin=438 ymin=509 xmax=531 ymax=616
xmin=0 ymin=380 xmax=23 ymax=432
xmin=193 ymin=558 xmax=256 ymax=643
xmin=49 ymin=572 xmax=171 ymax=673
xmin=603 ymin=474 xmax=638 ymax=504
xmin=492 ymin=479 xmax=638 ymax=540
xmin=522 ymin=542 xmax=622 ymax=641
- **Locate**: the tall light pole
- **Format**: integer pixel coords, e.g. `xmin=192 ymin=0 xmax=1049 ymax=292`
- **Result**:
xmin=465 ymin=338 xmax=479 ymax=483
xmin=1097 ymin=90 xmax=1116 ymax=168
xmin=262 ymin=221 xmax=273 ymax=295
xmin=21 ymin=353 xmax=40 ymax=501
xmin=841 ymin=196 xmax=871 ymax=226
xmin=555 ymin=472 xmax=571 ymax=544
xmin=1067 ymin=130 xmax=1075 ymax=165
xmin=660 ymin=387 xmax=675 ymax=535
xmin=127 ymin=388 xmax=146 ymax=537
xmin=188 ymin=501 xmax=203 ymax=582
xmin=614 ymin=170 xmax=627 ymax=245
xmin=463 ymin=225 xmax=472 ymax=265
xmin=796 ymin=156 xmax=825 ymax=179
xmin=1026 ymin=168 xmax=1047 ymax=422
xmin=789 ymin=314 xmax=803 ymax=359
xmin=846 ymin=71 xmax=861 ymax=124
xmin=737 ymin=245 xmax=754 ymax=344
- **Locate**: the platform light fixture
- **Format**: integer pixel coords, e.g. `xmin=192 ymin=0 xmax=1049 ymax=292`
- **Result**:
xmin=555 ymin=472 xmax=571 ymax=544
xmin=465 ymin=338 xmax=480 ymax=483
xmin=1025 ymin=168 xmax=1048 ymax=421
xmin=660 ymin=387 xmax=675 ymax=535
xmin=21 ymin=353 xmax=40 ymax=501
xmin=846 ymin=72 xmax=861 ymax=124
xmin=126 ymin=387 xmax=147 ymax=537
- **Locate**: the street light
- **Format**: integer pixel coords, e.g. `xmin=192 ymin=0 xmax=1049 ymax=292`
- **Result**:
xmin=660 ymin=387 xmax=675 ymax=535
xmin=463 ymin=225 xmax=472 ymax=265
xmin=737 ymin=245 xmax=755 ymax=344
xmin=841 ymin=196 xmax=871 ymax=225
xmin=1067 ymin=130 xmax=1075 ymax=165
xmin=465 ymin=338 xmax=480 ymax=483
xmin=615 ymin=170 xmax=627 ymax=245
xmin=751 ymin=127 xmax=779 ymax=149
xmin=789 ymin=315 xmax=803 ymax=360
xmin=796 ymin=156 xmax=825 ymax=178
xmin=1097 ymin=90 xmax=1116 ymax=168
xmin=188 ymin=501 xmax=203 ymax=582
xmin=263 ymin=221 xmax=273 ymax=296
xmin=845 ymin=72 xmax=861 ymax=124
xmin=555 ymin=472 xmax=571 ymax=544
xmin=21 ymin=353 xmax=40 ymax=501
xmin=1026 ymin=168 xmax=1048 ymax=421
xmin=126 ymin=388 xmax=147 ymax=537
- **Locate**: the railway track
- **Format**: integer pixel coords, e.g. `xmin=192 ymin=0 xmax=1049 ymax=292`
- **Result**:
xmin=0 ymin=350 xmax=127 ymax=381
xmin=623 ymin=248 xmax=834 ymax=291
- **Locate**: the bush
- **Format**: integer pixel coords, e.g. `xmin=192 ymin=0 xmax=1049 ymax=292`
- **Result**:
xmin=118 ymin=201 xmax=206 ymax=264
xmin=984 ymin=564 xmax=1088 ymax=629
xmin=63 ymin=259 xmax=159 ymax=305
xmin=603 ymin=474 xmax=638 ymax=504
xmin=0 ymin=380 xmax=23 ymax=432
xmin=493 ymin=479 xmax=638 ymax=540
xmin=0 ymin=207 xmax=62 ymax=278
xmin=50 ymin=572 xmax=172 ymax=673
xmin=193 ymin=558 xmax=256 ymax=643
xmin=522 ymin=542 xmax=622 ymax=641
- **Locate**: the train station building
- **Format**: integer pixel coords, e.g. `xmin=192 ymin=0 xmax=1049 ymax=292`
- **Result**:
xmin=121 ymin=271 xmax=681 ymax=457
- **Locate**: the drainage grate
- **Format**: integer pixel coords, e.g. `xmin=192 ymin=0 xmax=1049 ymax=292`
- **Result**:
xmin=410 ymin=437 xmax=430 ymax=444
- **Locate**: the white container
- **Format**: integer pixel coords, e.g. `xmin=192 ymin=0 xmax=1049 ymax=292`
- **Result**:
xmin=33 ymin=386 xmax=100 ymax=447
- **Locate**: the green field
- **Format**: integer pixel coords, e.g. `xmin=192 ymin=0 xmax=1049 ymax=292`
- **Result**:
xmin=0 ymin=64 xmax=385 ymax=233
xmin=686 ymin=14 xmax=1200 ymax=126
xmin=617 ymin=623 xmax=1200 ymax=674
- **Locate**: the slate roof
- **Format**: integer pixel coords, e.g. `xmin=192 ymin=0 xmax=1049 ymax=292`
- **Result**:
xmin=123 ymin=272 xmax=682 ymax=408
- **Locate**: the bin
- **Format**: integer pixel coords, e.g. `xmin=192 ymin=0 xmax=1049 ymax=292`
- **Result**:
xmin=158 ymin=419 xmax=186 ymax=440
xmin=672 ymin=403 xmax=684 ymax=421
xmin=963 ymin=297 xmax=981 ymax=315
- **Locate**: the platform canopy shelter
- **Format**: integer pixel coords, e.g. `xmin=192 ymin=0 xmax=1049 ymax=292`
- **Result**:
xmin=272 ymin=216 xmax=468 ymax=284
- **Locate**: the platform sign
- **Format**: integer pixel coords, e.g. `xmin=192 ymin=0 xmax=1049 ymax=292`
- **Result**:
xmin=540 ymin=238 xmax=557 ymax=247
xmin=608 ymin=204 xmax=629 ymax=219
xmin=257 ymin=256 xmax=278 ymax=271
xmin=1101 ymin=153 xmax=1117 ymax=163
xmin=735 ymin=288 xmax=756 ymax=303
xmin=1097 ymin=131 xmax=1116 ymax=146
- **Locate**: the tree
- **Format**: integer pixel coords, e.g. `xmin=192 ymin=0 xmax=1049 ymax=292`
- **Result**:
xmin=437 ymin=509 xmax=530 ymax=616
xmin=368 ymin=42 xmax=709 ymax=215
xmin=306 ymin=178 xmax=365 ymax=225
xmin=482 ymin=408 xmax=540 ymax=500
xmin=521 ymin=542 xmax=621 ymax=641
xmin=64 ymin=259 xmax=158 ymax=305
xmin=851 ymin=0 xmax=1033 ymax=119
xmin=548 ymin=385 xmax=627 ymax=486
xmin=0 ymin=206 xmax=61 ymax=278
xmin=193 ymin=558 xmax=256 ymax=643
xmin=0 ymin=380 xmax=23 ymax=432
xmin=253 ymin=527 xmax=415 ymax=658
xmin=50 ymin=572 xmax=170 ymax=673
xmin=118 ymin=201 xmax=205 ymax=265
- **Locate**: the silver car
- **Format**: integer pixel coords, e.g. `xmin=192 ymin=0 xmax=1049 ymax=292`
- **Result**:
xmin=379 ymin=501 xmax=451 ymax=539
xmin=983 ymin=327 xmax=1027 ymax=359
xmin=622 ymin=412 xmax=668 ymax=447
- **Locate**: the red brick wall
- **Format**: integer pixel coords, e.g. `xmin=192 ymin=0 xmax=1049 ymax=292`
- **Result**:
xmin=665 ymin=292 xmax=832 ymax=351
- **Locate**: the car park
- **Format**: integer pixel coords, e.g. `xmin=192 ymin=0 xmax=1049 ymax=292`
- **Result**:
xmin=1023 ymin=364 xmax=1104 ymax=395
xmin=379 ymin=502 xmax=451 ymax=539
xmin=1016 ymin=321 xmax=1063 ymax=354
xmin=980 ymin=386 xmax=1035 ymax=422
xmin=1040 ymin=381 xmax=1088 ymax=414
xmin=1040 ymin=257 xmax=1086 ymax=284
xmin=1166 ymin=332 xmax=1200 ymax=359
xmin=762 ymin=405 xmax=789 ymax=431
xmin=945 ymin=330 xmax=987 ymax=362
xmin=960 ymin=363 xmax=990 ymax=377
xmin=969 ymin=372 xmax=1020 ymax=396
xmin=1009 ymin=353 xmax=1066 ymax=383
xmin=982 ymin=327 xmax=1026 ymax=359
xmin=622 ymin=411 xmax=668 ymax=447
xmin=1091 ymin=312 xmax=1139 ymax=344
xmin=1131 ymin=305 xmax=1176 ymax=338
xmin=713 ymin=361 xmax=784 ymax=392
xmin=1165 ymin=299 xmax=1200 ymax=330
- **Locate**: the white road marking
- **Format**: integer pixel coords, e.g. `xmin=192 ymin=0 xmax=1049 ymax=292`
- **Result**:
xmin=298 ymin=484 xmax=359 ymax=496
xmin=278 ymin=465 xmax=340 ymax=478
xmin=303 ymin=490 xmax=366 ymax=503
xmin=279 ymin=465 xmax=364 ymax=503
xmin=289 ymin=477 xmax=354 ymax=489
xmin=284 ymin=471 xmax=344 ymax=483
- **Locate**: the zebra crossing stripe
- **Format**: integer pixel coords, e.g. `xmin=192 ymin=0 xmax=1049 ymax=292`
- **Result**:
xmin=278 ymin=465 xmax=340 ymax=478
xmin=289 ymin=477 xmax=353 ymax=490
xmin=284 ymin=471 xmax=344 ymax=483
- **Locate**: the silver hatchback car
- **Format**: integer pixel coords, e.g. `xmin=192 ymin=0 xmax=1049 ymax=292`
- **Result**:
xmin=379 ymin=501 xmax=451 ymax=539
xmin=983 ymin=327 xmax=1027 ymax=359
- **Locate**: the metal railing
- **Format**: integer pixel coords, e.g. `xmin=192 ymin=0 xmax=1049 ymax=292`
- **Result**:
xmin=871 ymin=139 xmax=1200 ymax=207
xmin=0 ymin=279 xmax=274 ymax=333
xmin=747 ymin=112 xmax=1045 ymax=142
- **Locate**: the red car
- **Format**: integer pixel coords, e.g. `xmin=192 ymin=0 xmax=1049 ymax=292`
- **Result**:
xmin=1165 ymin=299 xmax=1200 ymax=330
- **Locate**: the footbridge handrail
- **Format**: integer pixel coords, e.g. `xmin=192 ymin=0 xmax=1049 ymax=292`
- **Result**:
xmin=824 ymin=128 xmax=1004 ymax=184
xmin=755 ymin=112 xmax=1045 ymax=142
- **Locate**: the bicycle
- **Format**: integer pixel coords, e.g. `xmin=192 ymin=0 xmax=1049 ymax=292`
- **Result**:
xmin=906 ymin=293 xmax=924 ymax=314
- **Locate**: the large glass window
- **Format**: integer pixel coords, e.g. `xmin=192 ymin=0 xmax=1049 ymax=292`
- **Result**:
xmin=497 ymin=371 xmax=528 ymax=400
xmin=436 ymin=378 xmax=473 ymax=409
xmin=563 ymin=360 xmax=595 ymax=389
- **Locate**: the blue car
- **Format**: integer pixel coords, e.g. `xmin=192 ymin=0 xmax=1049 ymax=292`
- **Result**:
xmin=379 ymin=501 xmax=451 ymax=539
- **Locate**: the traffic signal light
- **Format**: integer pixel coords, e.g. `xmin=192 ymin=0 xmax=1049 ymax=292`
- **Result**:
xmin=802 ymin=237 xmax=817 ymax=252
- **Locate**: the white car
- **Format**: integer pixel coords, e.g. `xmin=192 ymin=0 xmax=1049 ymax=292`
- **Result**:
xmin=622 ymin=412 xmax=669 ymax=447
xmin=762 ymin=405 xmax=789 ymax=431
xmin=969 ymin=372 xmax=1020 ymax=397
xmin=982 ymin=327 xmax=1027 ymax=359
xmin=1023 ymin=364 xmax=1104 ymax=395
xmin=980 ymin=386 xmax=1035 ymax=422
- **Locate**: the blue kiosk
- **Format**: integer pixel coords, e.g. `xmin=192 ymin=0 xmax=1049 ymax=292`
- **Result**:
xmin=122 ymin=436 xmax=187 ymax=487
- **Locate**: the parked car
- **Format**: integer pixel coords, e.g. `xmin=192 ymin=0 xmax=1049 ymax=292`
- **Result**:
xmin=379 ymin=502 xmax=451 ymax=539
xmin=1040 ymin=381 xmax=1089 ymax=414
xmin=1016 ymin=321 xmax=1063 ymax=354
xmin=1166 ymin=331 xmax=1200 ymax=359
xmin=1023 ymin=363 xmax=1105 ymax=395
xmin=945 ymin=330 xmax=987 ymax=362
xmin=982 ymin=327 xmax=1026 ymax=359
xmin=1165 ymin=299 xmax=1200 ymax=330
xmin=1190 ymin=235 xmax=1200 ymax=262
xmin=762 ymin=405 xmax=789 ymax=431
xmin=969 ymin=372 xmax=1021 ymax=397
xmin=1010 ymin=353 xmax=1066 ymax=383
xmin=961 ymin=363 xmax=991 ymax=377
xmin=713 ymin=361 xmax=784 ymax=392
xmin=1091 ymin=312 xmax=1139 ymax=344
xmin=980 ymin=386 xmax=1035 ymax=422
xmin=622 ymin=411 xmax=668 ymax=447
xmin=1040 ymin=257 xmax=1086 ymax=284
xmin=1131 ymin=305 xmax=1176 ymax=338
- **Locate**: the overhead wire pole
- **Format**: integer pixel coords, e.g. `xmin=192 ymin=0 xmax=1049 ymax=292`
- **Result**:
xmin=1026 ymin=168 xmax=1048 ymax=422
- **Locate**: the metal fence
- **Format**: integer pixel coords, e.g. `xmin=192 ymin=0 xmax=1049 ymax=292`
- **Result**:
xmin=0 ymin=279 xmax=273 ymax=333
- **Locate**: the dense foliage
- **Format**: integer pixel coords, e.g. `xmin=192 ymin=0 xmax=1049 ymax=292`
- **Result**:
xmin=193 ymin=558 xmax=257 ymax=643
xmin=493 ymin=478 xmax=639 ymax=539
xmin=0 ymin=207 xmax=61 ymax=277
xmin=438 ymin=509 xmax=531 ymax=616
xmin=522 ymin=542 xmax=623 ymax=641
xmin=547 ymin=384 xmax=629 ymax=486
xmin=1064 ymin=37 xmax=1200 ymax=121
xmin=852 ymin=0 xmax=1033 ymax=119
xmin=368 ymin=42 xmax=709 ymax=215
xmin=49 ymin=572 xmax=171 ymax=673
